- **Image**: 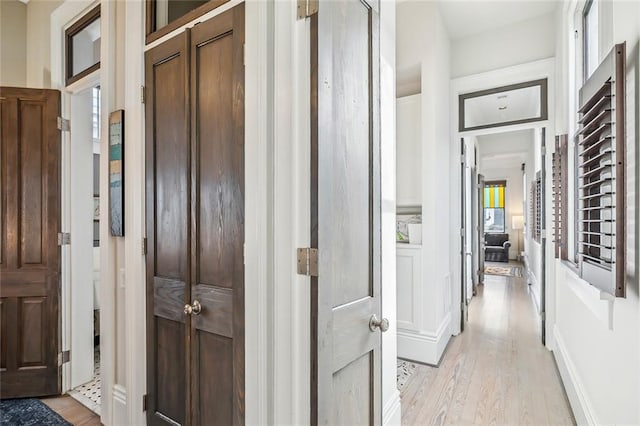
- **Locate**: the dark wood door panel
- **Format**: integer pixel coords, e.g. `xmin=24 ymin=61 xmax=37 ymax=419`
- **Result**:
xmin=145 ymin=32 xmax=191 ymax=425
xmin=191 ymin=286 xmax=232 ymax=337
xmin=154 ymin=278 xmax=187 ymax=323
xmin=190 ymin=4 xmax=244 ymax=425
xmin=146 ymin=4 xmax=244 ymax=424
xmin=0 ymin=271 xmax=52 ymax=293
xmin=195 ymin=333 xmax=233 ymax=425
xmin=154 ymin=317 xmax=187 ymax=425
xmin=17 ymin=297 xmax=48 ymax=367
xmin=0 ymin=86 xmax=60 ymax=399
xmin=192 ymin=14 xmax=242 ymax=290
xmin=153 ymin=49 xmax=190 ymax=282
xmin=0 ymin=299 xmax=7 ymax=371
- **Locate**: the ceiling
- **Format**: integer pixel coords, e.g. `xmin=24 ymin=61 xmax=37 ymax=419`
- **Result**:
xmin=476 ymin=129 xmax=532 ymax=170
xmin=437 ymin=0 xmax=559 ymax=40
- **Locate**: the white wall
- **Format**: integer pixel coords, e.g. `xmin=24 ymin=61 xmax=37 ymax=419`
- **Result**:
xmin=27 ymin=0 xmax=64 ymax=88
xmin=0 ymin=0 xmax=27 ymax=87
xmin=451 ymin=11 xmax=557 ymax=78
xmin=396 ymin=94 xmax=421 ymax=206
xmin=380 ymin=2 xmax=400 ymax=423
xmin=396 ymin=1 xmax=453 ymax=363
xmin=523 ymin=129 xmax=542 ymax=309
xmin=552 ymin=1 xmax=640 ymax=424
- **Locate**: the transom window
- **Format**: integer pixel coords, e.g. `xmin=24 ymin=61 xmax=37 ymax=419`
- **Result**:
xmin=583 ymin=0 xmax=599 ymax=80
xmin=65 ymin=5 xmax=101 ymax=86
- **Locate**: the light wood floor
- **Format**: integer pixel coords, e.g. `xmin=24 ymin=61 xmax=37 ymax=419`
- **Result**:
xmin=41 ymin=395 xmax=101 ymax=425
xmin=400 ymin=266 xmax=575 ymax=426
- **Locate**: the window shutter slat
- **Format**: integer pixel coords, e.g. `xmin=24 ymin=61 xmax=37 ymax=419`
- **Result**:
xmin=576 ymin=42 xmax=626 ymax=297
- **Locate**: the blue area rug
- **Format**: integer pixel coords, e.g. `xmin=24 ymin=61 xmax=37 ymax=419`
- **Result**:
xmin=0 ymin=398 xmax=70 ymax=426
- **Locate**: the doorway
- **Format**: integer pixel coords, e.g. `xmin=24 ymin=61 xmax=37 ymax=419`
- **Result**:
xmin=460 ymin=127 xmax=547 ymax=338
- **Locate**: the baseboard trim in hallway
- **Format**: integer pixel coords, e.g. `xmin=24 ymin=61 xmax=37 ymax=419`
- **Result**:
xmin=553 ymin=326 xmax=596 ymax=425
xmin=397 ymin=312 xmax=452 ymax=365
xmin=383 ymin=390 xmax=402 ymax=425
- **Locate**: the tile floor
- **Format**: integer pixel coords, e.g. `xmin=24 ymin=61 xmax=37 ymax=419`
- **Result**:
xmin=68 ymin=346 xmax=101 ymax=415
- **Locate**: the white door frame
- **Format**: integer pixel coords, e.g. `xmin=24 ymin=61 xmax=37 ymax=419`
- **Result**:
xmin=66 ymin=72 xmax=100 ymax=392
xmin=51 ymin=2 xmax=117 ymax=424
xmin=449 ymin=58 xmax=556 ymax=350
xmin=129 ymin=1 xmax=275 ymax=424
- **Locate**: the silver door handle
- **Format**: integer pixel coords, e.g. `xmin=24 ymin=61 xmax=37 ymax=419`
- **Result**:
xmin=369 ymin=314 xmax=389 ymax=332
xmin=184 ymin=300 xmax=202 ymax=315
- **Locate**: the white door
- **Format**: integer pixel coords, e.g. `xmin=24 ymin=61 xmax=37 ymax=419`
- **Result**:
xmin=311 ymin=0 xmax=384 ymax=423
xmin=68 ymin=83 xmax=99 ymax=388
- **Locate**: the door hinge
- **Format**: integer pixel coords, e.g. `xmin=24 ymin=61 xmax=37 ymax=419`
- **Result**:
xmin=58 ymin=232 xmax=71 ymax=246
xmin=142 ymin=237 xmax=147 ymax=255
xmin=297 ymin=0 xmax=318 ymax=19
xmin=297 ymin=248 xmax=318 ymax=277
xmin=243 ymin=44 xmax=246 ymax=66
xmin=57 ymin=117 xmax=70 ymax=132
xmin=58 ymin=350 xmax=70 ymax=366
xmin=143 ymin=394 xmax=148 ymax=412
xmin=141 ymin=86 xmax=146 ymax=104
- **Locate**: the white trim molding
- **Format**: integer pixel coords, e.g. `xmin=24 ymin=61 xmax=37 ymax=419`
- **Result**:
xmin=397 ymin=312 xmax=452 ymax=365
xmin=244 ymin=1 xmax=270 ymax=423
xmin=553 ymin=326 xmax=598 ymax=425
xmin=449 ymin=58 xmax=557 ymax=345
xmin=123 ymin=1 xmax=146 ymax=425
xmin=112 ymin=385 xmax=128 ymax=426
xmin=382 ymin=390 xmax=402 ymax=426
xmin=51 ymin=2 xmax=117 ymax=426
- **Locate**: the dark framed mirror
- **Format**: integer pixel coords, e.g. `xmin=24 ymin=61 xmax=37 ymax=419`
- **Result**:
xmin=459 ymin=79 xmax=548 ymax=132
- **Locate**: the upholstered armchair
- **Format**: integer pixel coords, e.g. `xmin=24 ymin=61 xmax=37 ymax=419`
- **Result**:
xmin=485 ymin=233 xmax=511 ymax=262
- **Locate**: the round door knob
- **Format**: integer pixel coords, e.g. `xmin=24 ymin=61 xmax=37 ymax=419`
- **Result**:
xmin=184 ymin=300 xmax=202 ymax=315
xmin=369 ymin=314 xmax=389 ymax=332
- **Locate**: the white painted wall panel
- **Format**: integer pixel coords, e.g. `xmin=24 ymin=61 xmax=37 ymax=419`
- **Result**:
xmin=396 ymin=94 xmax=421 ymax=206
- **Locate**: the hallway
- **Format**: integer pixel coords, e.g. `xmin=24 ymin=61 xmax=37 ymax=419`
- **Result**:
xmin=400 ymin=266 xmax=575 ymax=425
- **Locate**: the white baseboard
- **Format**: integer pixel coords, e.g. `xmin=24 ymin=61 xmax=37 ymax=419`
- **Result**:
xmin=553 ymin=326 xmax=597 ymax=425
xmin=397 ymin=313 xmax=451 ymax=365
xmin=113 ymin=384 xmax=127 ymax=426
xmin=382 ymin=390 xmax=402 ymax=426
xmin=528 ymin=268 xmax=541 ymax=313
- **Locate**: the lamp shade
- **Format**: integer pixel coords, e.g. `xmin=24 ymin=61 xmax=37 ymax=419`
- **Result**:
xmin=512 ymin=215 xmax=524 ymax=230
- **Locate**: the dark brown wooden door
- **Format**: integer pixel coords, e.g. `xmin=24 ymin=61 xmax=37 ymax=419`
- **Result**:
xmin=145 ymin=31 xmax=190 ymax=425
xmin=145 ymin=4 xmax=244 ymax=425
xmin=0 ymin=87 xmax=61 ymax=398
xmin=310 ymin=0 xmax=382 ymax=424
xmin=189 ymin=5 xmax=244 ymax=425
